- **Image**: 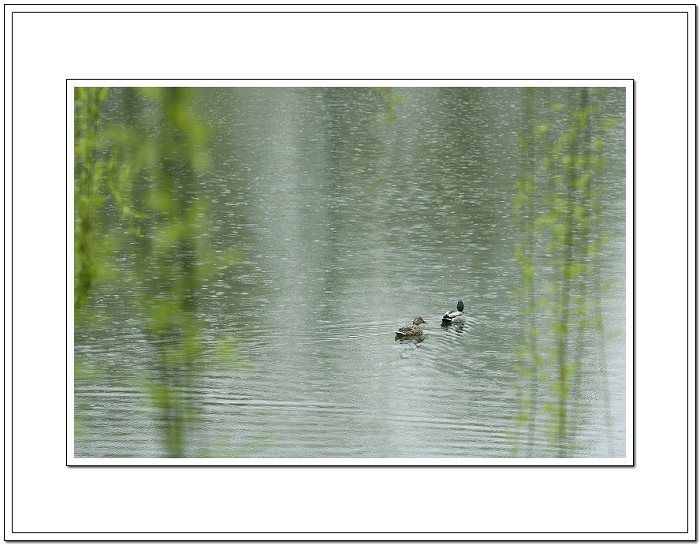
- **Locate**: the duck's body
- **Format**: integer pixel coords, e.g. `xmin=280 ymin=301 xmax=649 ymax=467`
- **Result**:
xmin=395 ymin=317 xmax=426 ymax=336
xmin=442 ymin=300 xmax=466 ymax=324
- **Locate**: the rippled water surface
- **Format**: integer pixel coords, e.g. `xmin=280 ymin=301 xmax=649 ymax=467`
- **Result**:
xmin=74 ymin=87 xmax=627 ymax=459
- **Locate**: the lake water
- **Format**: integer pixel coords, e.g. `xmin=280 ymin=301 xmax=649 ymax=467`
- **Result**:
xmin=74 ymin=87 xmax=627 ymax=459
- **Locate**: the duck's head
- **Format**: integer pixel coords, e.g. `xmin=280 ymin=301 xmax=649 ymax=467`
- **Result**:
xmin=457 ymin=300 xmax=464 ymax=312
xmin=413 ymin=317 xmax=426 ymax=325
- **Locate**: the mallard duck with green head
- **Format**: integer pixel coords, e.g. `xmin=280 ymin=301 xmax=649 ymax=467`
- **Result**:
xmin=442 ymin=300 xmax=466 ymax=324
xmin=395 ymin=317 xmax=426 ymax=337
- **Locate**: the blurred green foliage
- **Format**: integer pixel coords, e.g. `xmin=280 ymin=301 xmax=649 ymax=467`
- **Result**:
xmin=74 ymin=87 xmax=241 ymax=457
xmin=512 ymin=88 xmax=619 ymax=457
xmin=74 ymin=88 xmax=144 ymax=310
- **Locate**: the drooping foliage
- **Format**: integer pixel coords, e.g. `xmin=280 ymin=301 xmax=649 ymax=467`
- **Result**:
xmin=512 ymin=88 xmax=619 ymax=456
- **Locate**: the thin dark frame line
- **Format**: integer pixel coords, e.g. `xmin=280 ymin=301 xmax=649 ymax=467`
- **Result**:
xmin=67 ymin=78 xmax=630 ymax=81
xmin=687 ymin=6 xmax=693 ymax=536
xmin=6 ymin=9 xmax=694 ymax=13
xmin=8 ymin=523 xmax=689 ymax=534
xmin=6 ymin=4 xmax=10 ymax=542
xmin=66 ymin=80 xmax=70 ymax=474
xmin=8 ymin=4 xmax=679 ymax=538
xmin=66 ymin=79 xmax=633 ymax=469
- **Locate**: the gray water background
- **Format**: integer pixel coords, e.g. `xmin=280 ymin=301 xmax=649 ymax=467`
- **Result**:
xmin=74 ymin=87 xmax=626 ymax=458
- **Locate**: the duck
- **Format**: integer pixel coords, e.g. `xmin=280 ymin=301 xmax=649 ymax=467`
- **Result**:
xmin=395 ymin=317 xmax=426 ymax=337
xmin=441 ymin=300 xmax=466 ymax=324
